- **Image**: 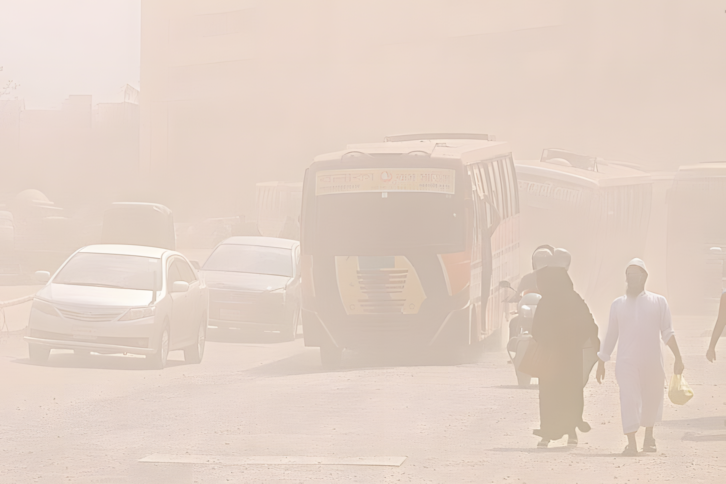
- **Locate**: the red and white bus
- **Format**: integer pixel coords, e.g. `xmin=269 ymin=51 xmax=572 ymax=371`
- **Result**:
xmin=300 ymin=134 xmax=520 ymax=366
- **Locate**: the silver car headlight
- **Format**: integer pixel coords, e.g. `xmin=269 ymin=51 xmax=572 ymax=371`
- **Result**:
xmin=264 ymin=288 xmax=286 ymax=304
xmin=119 ymin=307 xmax=155 ymax=321
xmin=32 ymin=299 xmax=60 ymax=317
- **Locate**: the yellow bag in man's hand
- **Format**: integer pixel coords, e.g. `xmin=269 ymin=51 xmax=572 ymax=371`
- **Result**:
xmin=668 ymin=374 xmax=694 ymax=405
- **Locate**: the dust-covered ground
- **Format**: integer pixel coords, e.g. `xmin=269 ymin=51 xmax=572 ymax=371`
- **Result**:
xmin=0 ymin=290 xmax=724 ymax=483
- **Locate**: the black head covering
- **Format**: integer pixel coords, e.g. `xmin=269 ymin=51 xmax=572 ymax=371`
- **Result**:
xmin=536 ymin=266 xmax=574 ymax=298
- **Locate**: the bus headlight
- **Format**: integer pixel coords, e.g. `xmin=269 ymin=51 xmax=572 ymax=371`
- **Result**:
xmin=119 ymin=307 xmax=155 ymax=321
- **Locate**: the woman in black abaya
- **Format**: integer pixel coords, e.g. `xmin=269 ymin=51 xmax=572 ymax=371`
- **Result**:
xmin=531 ymin=266 xmax=600 ymax=447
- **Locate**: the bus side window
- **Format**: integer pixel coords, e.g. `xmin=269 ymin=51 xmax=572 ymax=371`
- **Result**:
xmin=497 ymin=158 xmax=512 ymax=219
xmin=491 ymin=160 xmax=505 ymax=219
xmin=505 ymin=156 xmax=520 ymax=215
xmin=477 ymin=163 xmax=489 ymax=197
xmin=471 ymin=165 xmax=485 ymax=199
xmin=479 ymin=163 xmax=494 ymax=228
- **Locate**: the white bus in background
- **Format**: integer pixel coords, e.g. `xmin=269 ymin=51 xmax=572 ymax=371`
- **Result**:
xmin=666 ymin=162 xmax=726 ymax=315
xmin=515 ymin=149 xmax=653 ymax=323
xmin=255 ymin=181 xmax=303 ymax=239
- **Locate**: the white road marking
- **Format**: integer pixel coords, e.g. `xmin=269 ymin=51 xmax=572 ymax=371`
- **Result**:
xmin=138 ymin=454 xmax=407 ymax=467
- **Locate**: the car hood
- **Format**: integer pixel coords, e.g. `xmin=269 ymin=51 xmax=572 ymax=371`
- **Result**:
xmin=200 ymin=271 xmax=290 ymax=292
xmin=37 ymin=284 xmax=154 ymax=307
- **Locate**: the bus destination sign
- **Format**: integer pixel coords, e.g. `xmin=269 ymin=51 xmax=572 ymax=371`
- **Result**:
xmin=316 ymin=168 xmax=456 ymax=196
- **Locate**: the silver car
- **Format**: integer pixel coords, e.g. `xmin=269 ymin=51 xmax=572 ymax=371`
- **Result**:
xmin=201 ymin=237 xmax=301 ymax=340
xmin=25 ymin=244 xmax=209 ymax=369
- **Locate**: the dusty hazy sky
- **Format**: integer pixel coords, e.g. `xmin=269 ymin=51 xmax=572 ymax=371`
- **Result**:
xmin=0 ymin=0 xmax=140 ymax=109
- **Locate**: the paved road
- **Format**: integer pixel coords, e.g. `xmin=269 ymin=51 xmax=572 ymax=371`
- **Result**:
xmin=1 ymin=297 xmax=724 ymax=482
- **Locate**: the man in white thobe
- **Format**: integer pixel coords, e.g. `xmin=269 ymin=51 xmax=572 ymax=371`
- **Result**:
xmin=596 ymin=258 xmax=684 ymax=456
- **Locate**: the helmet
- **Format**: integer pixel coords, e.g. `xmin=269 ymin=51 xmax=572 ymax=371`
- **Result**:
xmin=552 ymin=248 xmax=572 ymax=270
xmin=532 ymin=248 xmax=553 ymax=270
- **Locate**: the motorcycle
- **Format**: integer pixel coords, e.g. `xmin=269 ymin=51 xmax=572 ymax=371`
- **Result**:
xmin=504 ymin=286 xmax=541 ymax=388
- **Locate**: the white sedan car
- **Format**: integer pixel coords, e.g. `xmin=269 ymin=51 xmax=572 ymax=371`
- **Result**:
xmin=25 ymin=244 xmax=209 ymax=369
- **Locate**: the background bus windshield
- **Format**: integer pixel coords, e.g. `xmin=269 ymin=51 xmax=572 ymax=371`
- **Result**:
xmin=313 ymin=191 xmax=465 ymax=253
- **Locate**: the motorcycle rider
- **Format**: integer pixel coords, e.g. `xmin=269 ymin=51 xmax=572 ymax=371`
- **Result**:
xmin=511 ymin=246 xmax=555 ymax=299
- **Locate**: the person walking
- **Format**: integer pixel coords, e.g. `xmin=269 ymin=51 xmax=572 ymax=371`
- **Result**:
xmin=531 ymin=265 xmax=600 ymax=448
xmin=706 ymin=290 xmax=726 ymax=362
xmin=596 ymin=258 xmax=685 ymax=456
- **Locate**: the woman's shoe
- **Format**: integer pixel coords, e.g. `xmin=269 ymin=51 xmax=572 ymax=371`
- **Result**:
xmin=577 ymin=421 xmax=592 ymax=433
xmin=537 ymin=439 xmax=550 ymax=448
xmin=643 ymin=438 xmax=657 ymax=453
xmin=622 ymin=444 xmax=638 ymax=457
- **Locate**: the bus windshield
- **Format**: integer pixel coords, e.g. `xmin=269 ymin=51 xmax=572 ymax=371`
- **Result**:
xmin=312 ymin=191 xmax=465 ymax=253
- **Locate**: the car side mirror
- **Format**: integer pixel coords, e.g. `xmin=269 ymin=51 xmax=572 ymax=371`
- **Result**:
xmin=191 ymin=261 xmax=200 ymax=270
xmin=33 ymin=271 xmax=51 ymax=284
xmin=498 ymin=280 xmax=512 ymax=290
xmin=171 ymin=281 xmax=189 ymax=293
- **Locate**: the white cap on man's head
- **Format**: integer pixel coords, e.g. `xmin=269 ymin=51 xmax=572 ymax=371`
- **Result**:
xmin=627 ymin=258 xmax=648 ymax=274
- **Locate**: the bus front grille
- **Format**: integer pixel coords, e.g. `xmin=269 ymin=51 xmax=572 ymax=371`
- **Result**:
xmin=357 ymin=269 xmax=408 ymax=314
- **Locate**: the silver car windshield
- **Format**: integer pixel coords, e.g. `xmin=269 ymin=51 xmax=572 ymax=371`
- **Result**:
xmin=53 ymin=253 xmax=162 ymax=291
xmin=203 ymin=245 xmax=292 ymax=277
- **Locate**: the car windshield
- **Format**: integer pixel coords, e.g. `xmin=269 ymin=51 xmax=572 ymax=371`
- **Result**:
xmin=203 ymin=245 xmax=293 ymax=277
xmin=53 ymin=253 xmax=162 ymax=291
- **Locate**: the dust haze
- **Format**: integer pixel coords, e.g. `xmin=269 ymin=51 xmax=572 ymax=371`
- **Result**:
xmin=1 ymin=1 xmax=725 ymax=483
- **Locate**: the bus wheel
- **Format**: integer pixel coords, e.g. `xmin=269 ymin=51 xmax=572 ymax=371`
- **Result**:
xmin=320 ymin=344 xmax=342 ymax=369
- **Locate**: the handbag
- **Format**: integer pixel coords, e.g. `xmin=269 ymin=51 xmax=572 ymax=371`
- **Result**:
xmin=668 ymin=374 xmax=694 ymax=405
xmin=517 ymin=338 xmax=550 ymax=378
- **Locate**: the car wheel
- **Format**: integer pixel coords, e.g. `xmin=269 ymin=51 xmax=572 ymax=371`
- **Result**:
xmin=29 ymin=344 xmax=50 ymax=365
xmin=147 ymin=324 xmax=170 ymax=369
xmin=184 ymin=318 xmax=207 ymax=364
xmin=320 ymin=344 xmax=342 ymax=369
xmin=281 ymin=304 xmax=300 ymax=342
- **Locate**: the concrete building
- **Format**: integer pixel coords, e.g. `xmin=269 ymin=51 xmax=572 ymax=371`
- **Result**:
xmin=140 ymin=0 xmax=726 ymax=217
xmin=0 ymin=95 xmax=140 ymax=208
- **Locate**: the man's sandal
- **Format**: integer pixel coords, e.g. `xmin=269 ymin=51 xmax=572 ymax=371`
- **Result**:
xmin=643 ymin=438 xmax=657 ymax=453
xmin=622 ymin=444 xmax=638 ymax=457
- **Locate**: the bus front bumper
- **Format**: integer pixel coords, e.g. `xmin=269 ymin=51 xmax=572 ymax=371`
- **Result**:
xmin=302 ymin=305 xmax=470 ymax=350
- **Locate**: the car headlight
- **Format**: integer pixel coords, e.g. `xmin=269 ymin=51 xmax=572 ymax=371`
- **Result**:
xmin=119 ymin=307 xmax=155 ymax=321
xmin=32 ymin=299 xmax=60 ymax=317
xmin=263 ymin=288 xmax=286 ymax=304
